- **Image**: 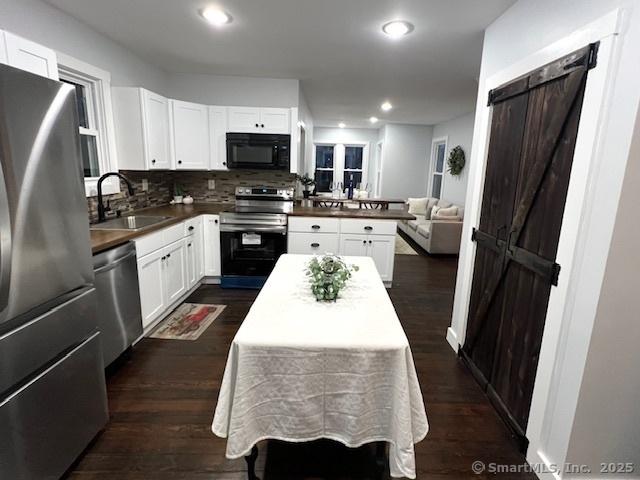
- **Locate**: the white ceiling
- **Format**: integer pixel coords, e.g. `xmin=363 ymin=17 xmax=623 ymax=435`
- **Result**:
xmin=45 ymin=0 xmax=515 ymax=127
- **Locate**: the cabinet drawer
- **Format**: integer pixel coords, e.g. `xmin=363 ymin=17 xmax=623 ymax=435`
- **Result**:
xmin=163 ymin=222 xmax=185 ymax=244
xmin=288 ymin=232 xmax=339 ymax=255
xmin=134 ymin=228 xmax=165 ymax=257
xmin=288 ymin=217 xmax=340 ymax=233
xmin=340 ymin=219 xmax=397 ymax=236
xmin=184 ymin=216 xmax=201 ymax=236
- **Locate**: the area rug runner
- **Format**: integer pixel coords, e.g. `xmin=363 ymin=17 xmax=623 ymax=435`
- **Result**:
xmin=149 ymin=303 xmax=226 ymax=340
xmin=395 ymin=234 xmax=419 ymax=255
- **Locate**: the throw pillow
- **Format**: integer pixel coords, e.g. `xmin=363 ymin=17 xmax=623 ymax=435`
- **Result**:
xmin=430 ymin=205 xmax=441 ymax=219
xmin=407 ymin=197 xmax=428 ymax=215
xmin=435 ymin=206 xmax=458 ymax=217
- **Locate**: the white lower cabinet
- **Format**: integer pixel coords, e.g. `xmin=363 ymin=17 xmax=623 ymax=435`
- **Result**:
xmin=288 ymin=217 xmax=397 ymax=284
xmin=288 ymin=232 xmax=340 ymax=255
xmin=135 ymin=215 xmax=221 ymax=330
xmin=137 ymin=249 xmax=167 ymax=328
xmin=204 ymin=215 xmax=221 ymax=276
xmin=185 ymin=217 xmax=204 ymax=288
xmin=163 ymin=240 xmax=187 ymax=305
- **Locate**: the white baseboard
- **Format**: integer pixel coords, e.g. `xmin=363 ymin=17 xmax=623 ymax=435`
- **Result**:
xmin=446 ymin=327 xmax=459 ymax=352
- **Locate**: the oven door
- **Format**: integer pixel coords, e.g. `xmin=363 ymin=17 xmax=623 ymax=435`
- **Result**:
xmin=220 ymin=225 xmax=287 ymax=287
xmin=226 ymin=133 xmax=289 ymax=170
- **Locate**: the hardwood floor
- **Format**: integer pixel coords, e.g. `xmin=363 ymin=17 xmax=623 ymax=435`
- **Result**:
xmin=66 ymin=248 xmax=536 ymax=479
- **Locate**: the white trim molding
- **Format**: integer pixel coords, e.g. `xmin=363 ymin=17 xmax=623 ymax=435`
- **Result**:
xmin=57 ymin=52 xmax=119 ymax=197
xmin=428 ymin=136 xmax=448 ymax=198
xmin=447 ymin=8 xmax=634 ymax=480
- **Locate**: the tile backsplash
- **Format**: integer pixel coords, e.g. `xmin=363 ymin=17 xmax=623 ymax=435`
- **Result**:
xmin=87 ymin=170 xmax=296 ymax=223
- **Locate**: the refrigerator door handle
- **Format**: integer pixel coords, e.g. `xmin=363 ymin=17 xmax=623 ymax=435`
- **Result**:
xmin=0 ymin=163 xmax=11 ymax=316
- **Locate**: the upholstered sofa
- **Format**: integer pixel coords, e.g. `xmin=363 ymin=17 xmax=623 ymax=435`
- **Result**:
xmin=397 ymin=198 xmax=464 ymax=255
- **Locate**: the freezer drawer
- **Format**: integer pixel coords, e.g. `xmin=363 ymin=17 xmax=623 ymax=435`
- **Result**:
xmin=0 ymin=287 xmax=97 ymax=395
xmin=0 ymin=332 xmax=108 ymax=480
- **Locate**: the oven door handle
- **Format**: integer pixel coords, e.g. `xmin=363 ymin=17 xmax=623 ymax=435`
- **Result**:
xmin=220 ymin=224 xmax=287 ymax=234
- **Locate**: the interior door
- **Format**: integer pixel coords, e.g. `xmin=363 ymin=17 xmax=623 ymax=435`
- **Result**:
xmin=143 ymin=90 xmax=170 ymax=169
xmin=171 ymin=100 xmax=209 ymax=169
xmin=462 ymin=44 xmax=597 ymax=448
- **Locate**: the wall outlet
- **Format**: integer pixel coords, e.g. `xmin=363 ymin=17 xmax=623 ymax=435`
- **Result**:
xmin=141 ymin=179 xmax=149 ymax=192
xmin=208 ymin=179 xmax=216 ymax=190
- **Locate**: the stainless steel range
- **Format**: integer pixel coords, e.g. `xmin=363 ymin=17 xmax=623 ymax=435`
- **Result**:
xmin=220 ymin=186 xmax=294 ymax=288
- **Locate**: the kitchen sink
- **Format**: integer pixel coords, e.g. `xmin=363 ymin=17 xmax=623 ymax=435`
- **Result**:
xmin=90 ymin=215 xmax=172 ymax=231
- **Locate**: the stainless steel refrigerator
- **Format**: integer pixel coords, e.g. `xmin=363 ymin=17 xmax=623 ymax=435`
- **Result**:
xmin=0 ymin=64 xmax=108 ymax=478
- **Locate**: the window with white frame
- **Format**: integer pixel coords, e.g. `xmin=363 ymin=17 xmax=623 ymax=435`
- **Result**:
xmin=57 ymin=54 xmax=118 ymax=196
xmin=314 ymin=143 xmax=368 ymax=193
xmin=430 ymin=138 xmax=447 ymax=199
xmin=314 ymin=144 xmax=335 ymax=192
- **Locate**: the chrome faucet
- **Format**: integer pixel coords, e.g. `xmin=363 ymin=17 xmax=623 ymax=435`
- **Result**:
xmin=96 ymin=172 xmax=135 ymax=223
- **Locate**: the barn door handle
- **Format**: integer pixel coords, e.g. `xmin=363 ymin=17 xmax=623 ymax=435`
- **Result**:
xmin=507 ymin=229 xmax=517 ymax=254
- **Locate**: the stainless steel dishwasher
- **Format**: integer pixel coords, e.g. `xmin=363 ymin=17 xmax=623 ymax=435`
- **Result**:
xmin=92 ymin=242 xmax=143 ymax=367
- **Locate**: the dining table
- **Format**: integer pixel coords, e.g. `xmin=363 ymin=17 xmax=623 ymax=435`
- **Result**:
xmin=212 ymin=254 xmax=428 ymax=479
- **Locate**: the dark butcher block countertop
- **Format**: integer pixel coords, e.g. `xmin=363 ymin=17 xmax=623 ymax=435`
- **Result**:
xmin=90 ymin=203 xmax=414 ymax=254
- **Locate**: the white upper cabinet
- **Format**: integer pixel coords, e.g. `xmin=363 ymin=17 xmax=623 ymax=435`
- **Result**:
xmin=143 ymin=90 xmax=171 ymax=169
xmin=1 ymin=31 xmax=58 ymax=80
xmin=209 ymin=106 xmax=228 ymax=170
xmin=113 ymin=88 xmax=171 ymax=170
xmin=170 ymin=99 xmax=209 ymax=170
xmin=260 ymin=108 xmax=291 ymax=134
xmin=227 ymin=106 xmax=261 ymax=132
xmin=227 ymin=107 xmax=290 ymax=134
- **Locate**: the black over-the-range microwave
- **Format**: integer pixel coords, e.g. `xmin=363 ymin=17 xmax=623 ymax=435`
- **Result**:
xmin=226 ymin=133 xmax=290 ymax=170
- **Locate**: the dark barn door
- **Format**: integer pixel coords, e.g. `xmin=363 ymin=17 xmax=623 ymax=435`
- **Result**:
xmin=462 ymin=44 xmax=598 ymax=448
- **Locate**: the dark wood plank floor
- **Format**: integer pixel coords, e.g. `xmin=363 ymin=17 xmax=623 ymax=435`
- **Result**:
xmin=66 ymin=246 xmax=536 ymax=479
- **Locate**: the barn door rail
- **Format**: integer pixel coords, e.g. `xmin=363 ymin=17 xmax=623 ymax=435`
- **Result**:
xmin=472 ymin=228 xmax=561 ymax=285
xmin=487 ymin=42 xmax=599 ymax=106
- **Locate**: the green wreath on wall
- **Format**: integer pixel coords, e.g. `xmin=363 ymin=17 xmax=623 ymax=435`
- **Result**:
xmin=447 ymin=145 xmax=466 ymax=176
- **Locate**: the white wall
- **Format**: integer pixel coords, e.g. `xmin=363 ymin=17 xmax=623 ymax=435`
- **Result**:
xmin=563 ymin=104 xmax=640 ymax=478
xmin=448 ymin=1 xmax=640 ymax=478
xmin=165 ymin=72 xmax=299 ymax=107
xmin=298 ymin=88 xmax=315 ymax=175
xmin=431 ymin=112 xmax=475 ymax=206
xmin=378 ymin=124 xmax=433 ymax=199
xmin=0 ymin=0 xmax=166 ymax=91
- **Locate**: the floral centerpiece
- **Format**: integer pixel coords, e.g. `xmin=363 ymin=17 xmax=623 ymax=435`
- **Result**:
xmin=306 ymin=254 xmax=359 ymax=302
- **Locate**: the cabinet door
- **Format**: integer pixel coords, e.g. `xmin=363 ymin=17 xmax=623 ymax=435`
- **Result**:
xmin=339 ymin=234 xmax=369 ymax=257
xmin=3 ymin=32 xmax=58 ymax=80
xmin=185 ymin=236 xmax=197 ymax=289
xmin=137 ymin=250 xmax=166 ymax=328
xmin=171 ymin=100 xmax=209 ymax=170
xmin=163 ymin=240 xmax=187 ymax=305
xmin=260 ymin=108 xmax=290 ymax=134
xmin=227 ymin=107 xmax=260 ymax=133
xmin=288 ymin=232 xmax=339 ymax=256
xmin=368 ymin=235 xmax=395 ymax=282
xmin=142 ymin=90 xmax=171 ymax=169
xmin=204 ymin=215 xmax=221 ymax=276
xmin=209 ymin=106 xmax=228 ymax=170
xmin=194 ymin=218 xmax=205 ymax=279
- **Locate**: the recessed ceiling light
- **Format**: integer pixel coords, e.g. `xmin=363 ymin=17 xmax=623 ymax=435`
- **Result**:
xmin=338 ymin=122 xmax=346 ymax=128
xmin=380 ymin=102 xmax=392 ymax=112
xmin=382 ymin=20 xmax=414 ymax=38
xmin=201 ymin=7 xmax=232 ymax=26
xmin=369 ymin=116 xmax=379 ymax=124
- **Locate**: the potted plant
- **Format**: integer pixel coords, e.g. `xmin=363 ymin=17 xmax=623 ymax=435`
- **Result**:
xmin=296 ymin=173 xmax=316 ymax=199
xmin=173 ymin=183 xmax=184 ymax=204
xmin=306 ymin=254 xmax=359 ymax=302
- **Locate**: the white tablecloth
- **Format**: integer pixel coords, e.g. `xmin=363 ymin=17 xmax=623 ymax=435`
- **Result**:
xmin=212 ymin=254 xmax=428 ymax=478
